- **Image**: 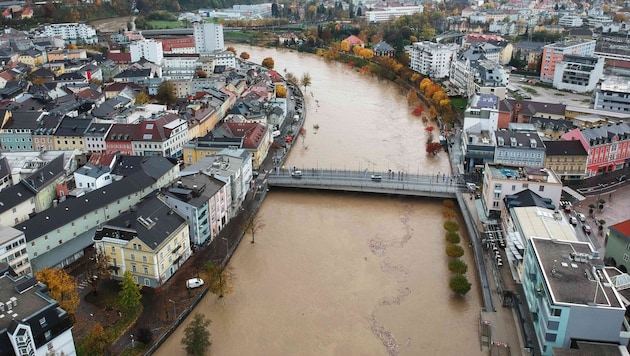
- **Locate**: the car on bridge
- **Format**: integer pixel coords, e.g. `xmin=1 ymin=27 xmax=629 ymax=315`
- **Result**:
xmin=291 ymin=170 xmax=303 ymax=178
xmin=371 ymin=174 xmax=382 ymax=181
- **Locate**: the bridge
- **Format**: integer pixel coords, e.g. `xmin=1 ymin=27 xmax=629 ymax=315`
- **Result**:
xmin=266 ymin=168 xmax=495 ymax=312
xmin=266 ymin=169 xmax=463 ymax=198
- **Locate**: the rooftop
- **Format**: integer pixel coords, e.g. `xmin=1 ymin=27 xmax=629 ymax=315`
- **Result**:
xmin=512 ymin=207 xmax=577 ymax=242
xmin=531 ymin=237 xmax=623 ymax=308
xmin=610 ymin=219 xmax=630 ymax=239
xmin=600 ymin=76 xmax=630 ymax=93
xmin=0 ymin=274 xmax=50 ymax=332
xmin=487 ymin=163 xmax=561 ymax=184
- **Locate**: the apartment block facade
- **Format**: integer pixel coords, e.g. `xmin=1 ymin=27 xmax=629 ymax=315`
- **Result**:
xmin=540 ymin=39 xmax=596 ymax=83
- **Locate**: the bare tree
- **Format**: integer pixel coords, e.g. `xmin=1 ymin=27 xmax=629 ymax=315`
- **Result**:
xmin=243 ymin=213 xmax=266 ymax=243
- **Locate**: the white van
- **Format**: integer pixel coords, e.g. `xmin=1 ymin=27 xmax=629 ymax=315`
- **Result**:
xmin=186 ymin=278 xmax=204 ymax=289
xmin=272 ymin=130 xmax=281 ymax=138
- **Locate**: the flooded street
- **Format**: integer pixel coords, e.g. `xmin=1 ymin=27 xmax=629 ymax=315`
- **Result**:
xmin=155 ymin=46 xmax=482 ymax=355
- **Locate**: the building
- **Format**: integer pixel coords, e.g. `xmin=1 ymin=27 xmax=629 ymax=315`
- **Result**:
xmin=523 ymin=237 xmax=629 ymax=355
xmin=552 ymin=55 xmax=604 ymax=93
xmin=365 ymin=5 xmax=423 ymax=23
xmin=592 ymin=76 xmax=630 ymax=113
xmin=0 ymin=271 xmax=76 ymax=356
xmin=0 ymin=226 xmax=30 ymax=275
xmin=39 ymin=23 xmax=97 ymax=44
xmin=482 ymin=163 xmax=562 ymax=218
xmin=461 ymin=94 xmax=500 ymax=172
xmin=162 ymin=171 xmax=230 ymax=246
xmin=558 ymin=15 xmax=583 ymax=27
xmin=193 ymin=23 xmax=224 ymax=53
xmin=372 ymin=41 xmax=395 ymax=57
xmin=561 ymin=122 xmax=630 ymax=177
xmin=93 ymin=193 xmax=191 ymax=288
xmin=130 ymin=39 xmax=164 ymax=65
xmin=473 ymin=60 xmax=509 ymax=100
xmin=494 ymin=129 xmax=546 ymax=168
xmin=543 ymin=140 xmax=588 ymax=181
xmin=540 ymin=39 xmax=596 ymax=83
xmin=409 ymin=41 xmax=458 ymax=79
xmin=604 ymin=219 xmax=630 ymax=272
xmin=131 ymin=114 xmax=189 ymax=158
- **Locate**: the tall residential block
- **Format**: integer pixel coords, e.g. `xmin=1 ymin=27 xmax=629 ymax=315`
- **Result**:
xmin=193 ymin=23 xmax=224 ymax=53
xmin=540 ymin=39 xmax=596 ymax=83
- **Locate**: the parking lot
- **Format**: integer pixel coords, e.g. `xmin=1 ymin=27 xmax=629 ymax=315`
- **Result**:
xmin=508 ymin=74 xmax=592 ymax=108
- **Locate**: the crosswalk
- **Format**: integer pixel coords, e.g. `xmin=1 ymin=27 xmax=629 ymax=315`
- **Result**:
xmin=78 ymin=279 xmax=90 ymax=290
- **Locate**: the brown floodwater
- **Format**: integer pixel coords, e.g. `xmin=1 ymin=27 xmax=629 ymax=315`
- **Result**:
xmin=154 ymin=46 xmax=482 ymax=356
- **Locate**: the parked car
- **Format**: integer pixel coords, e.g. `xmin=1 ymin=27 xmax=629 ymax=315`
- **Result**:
xmin=582 ymin=224 xmax=592 ymax=234
xmin=186 ymin=278 xmax=204 ymax=289
xmin=577 ymin=213 xmax=586 ymax=222
xmin=618 ymin=174 xmax=626 ymax=182
xmin=569 ymin=217 xmax=578 ymax=225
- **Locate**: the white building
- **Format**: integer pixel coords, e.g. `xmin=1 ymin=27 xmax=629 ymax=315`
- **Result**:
xmin=210 ymin=51 xmax=237 ymax=68
xmin=409 ymin=41 xmax=458 ymax=79
xmin=194 ymin=22 xmax=225 ymax=53
xmin=558 ymin=15 xmax=584 ymax=27
xmin=592 ymin=76 xmax=630 ymax=113
xmin=552 ymin=55 xmax=604 ymax=93
xmin=73 ymin=163 xmax=113 ymax=193
xmin=132 ymin=114 xmax=189 ymax=158
xmin=39 ymin=23 xmax=97 ymax=44
xmin=130 ymin=39 xmax=164 ymax=64
xmin=0 ymin=226 xmax=30 ymax=275
xmin=365 ymin=5 xmax=423 ymax=23
xmin=482 ymin=162 xmax=563 ymax=218
xmin=162 ymin=54 xmax=199 ymax=80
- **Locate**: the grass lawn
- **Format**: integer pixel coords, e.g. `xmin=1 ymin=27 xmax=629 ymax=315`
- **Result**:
xmin=148 ymin=21 xmax=182 ymax=29
xmin=450 ymin=97 xmax=468 ymax=112
xmin=523 ymin=87 xmax=538 ymax=94
xmin=225 ymin=31 xmax=257 ymax=40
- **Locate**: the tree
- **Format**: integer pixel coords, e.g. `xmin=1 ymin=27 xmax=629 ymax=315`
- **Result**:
xmin=448 ymin=259 xmax=468 ymax=274
xmin=589 ymin=203 xmax=596 ymax=216
xmin=243 ymin=213 xmax=266 ymax=243
xmin=137 ymin=327 xmax=153 ymax=345
xmin=262 ymin=57 xmax=275 ymax=70
xmin=598 ymin=199 xmax=606 ymax=211
xmin=300 ymin=73 xmax=312 ymax=92
xmin=445 ymin=231 xmax=460 ymax=244
xmin=449 ymin=275 xmax=472 ymax=295
xmin=444 ymin=220 xmax=460 ymax=232
xmin=119 ymin=270 xmax=142 ymax=312
xmin=156 ymin=81 xmax=177 ymax=105
xmin=240 ymin=52 xmax=250 ymax=60
xmin=426 ymin=142 xmax=442 ymax=155
xmin=446 ymin=244 xmax=465 ymax=258
xmin=87 ymin=246 xmax=111 ymax=295
xmin=340 ymin=40 xmax=350 ymax=52
xmin=226 ymin=46 xmax=237 ymax=55
xmin=35 ymin=268 xmax=79 ymax=317
xmin=285 ymin=72 xmax=299 ymax=86
xmin=82 ymin=323 xmax=108 ymax=354
xmin=412 ymin=106 xmax=423 ymax=116
xmin=181 ymin=313 xmax=212 ymax=356
xmin=276 ymin=84 xmax=287 ymax=98
xmin=205 ymin=262 xmax=234 ymax=298
xmin=135 ymin=91 xmax=150 ymax=105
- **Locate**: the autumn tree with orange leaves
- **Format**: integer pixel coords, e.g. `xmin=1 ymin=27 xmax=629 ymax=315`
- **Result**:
xmin=36 ymin=268 xmax=79 ymax=318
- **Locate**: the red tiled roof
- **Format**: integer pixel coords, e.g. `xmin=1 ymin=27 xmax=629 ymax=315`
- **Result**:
xmin=345 ymin=35 xmax=364 ymax=46
xmin=107 ymin=52 xmax=131 ymax=63
xmin=89 ymin=152 xmax=117 ymax=167
xmin=612 ymin=220 xmax=630 ymax=238
xmin=223 ymin=122 xmax=268 ymax=149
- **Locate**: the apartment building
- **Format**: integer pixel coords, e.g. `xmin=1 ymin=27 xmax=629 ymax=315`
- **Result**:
xmin=409 ymin=41 xmax=458 ymax=79
xmin=193 ymin=23 xmax=224 ymax=53
xmin=39 ymin=23 xmax=97 ymax=44
xmin=523 ymin=237 xmax=629 ymax=355
xmin=558 ymin=15 xmax=583 ymax=27
xmin=482 ymin=162 xmax=562 ymax=218
xmin=0 ymin=226 xmax=30 ymax=275
xmin=562 ymin=122 xmax=630 ymax=177
xmin=604 ymin=219 xmax=630 ymax=272
xmin=540 ymin=39 xmax=596 ymax=83
xmin=0 ymin=271 xmax=76 ymax=356
xmin=543 ymin=140 xmax=588 ymax=181
xmin=365 ymin=5 xmax=424 ymax=23
xmin=592 ymin=76 xmax=630 ymax=113
xmin=552 ymin=55 xmax=604 ymax=93
xmin=494 ymin=129 xmax=546 ymax=168
xmin=93 ymin=193 xmax=191 ymax=288
xmin=131 ymin=114 xmax=189 ymax=158
xmin=130 ymin=39 xmax=164 ymax=64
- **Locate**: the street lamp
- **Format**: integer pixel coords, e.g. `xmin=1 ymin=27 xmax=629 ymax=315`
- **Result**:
xmin=168 ymin=299 xmax=176 ymax=318
xmin=597 ymin=183 xmax=605 ymax=209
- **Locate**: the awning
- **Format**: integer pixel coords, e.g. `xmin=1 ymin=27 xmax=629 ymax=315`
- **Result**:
xmin=563 ymin=186 xmax=586 ymax=202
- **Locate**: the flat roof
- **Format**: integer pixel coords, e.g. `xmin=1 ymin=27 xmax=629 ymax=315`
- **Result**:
xmin=0 ymin=274 xmax=50 ymax=331
xmin=531 ymin=237 xmax=624 ymax=308
xmin=600 ymin=76 xmax=630 ymax=93
xmin=512 ymin=207 xmax=578 ymax=242
xmin=487 ymin=164 xmax=562 ymax=184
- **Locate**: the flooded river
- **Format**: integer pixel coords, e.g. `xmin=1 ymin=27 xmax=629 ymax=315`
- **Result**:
xmin=154 ymin=46 xmax=482 ymax=355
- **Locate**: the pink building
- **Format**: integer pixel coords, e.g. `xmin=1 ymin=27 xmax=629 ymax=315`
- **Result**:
xmin=561 ymin=122 xmax=630 ymax=177
xmin=540 ymin=39 xmax=595 ymax=83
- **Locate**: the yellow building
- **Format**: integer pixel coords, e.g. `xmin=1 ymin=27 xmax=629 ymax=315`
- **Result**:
xmin=52 ymin=118 xmax=90 ymax=151
xmin=543 ymin=140 xmax=588 ymax=181
xmin=93 ymin=194 xmax=191 ymax=288
xmin=46 ymin=49 xmax=87 ymax=62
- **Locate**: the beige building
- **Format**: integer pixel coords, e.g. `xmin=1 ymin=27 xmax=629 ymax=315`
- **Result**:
xmin=543 ymin=140 xmax=588 ymax=182
xmin=93 ymin=193 xmax=191 ymax=288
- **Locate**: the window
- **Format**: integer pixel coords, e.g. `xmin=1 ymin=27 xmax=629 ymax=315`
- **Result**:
xmin=547 ymin=321 xmax=559 ymax=330
xmin=522 ymin=183 xmax=529 ymax=188
xmin=545 ymin=333 xmax=557 ymax=342
xmin=131 ymin=254 xmax=135 ymax=261
xmin=624 ymin=254 xmax=629 ymax=262
xmin=144 ymin=278 xmax=150 ymax=286
xmin=493 ymin=201 xmax=499 ymax=208
xmin=142 ymin=256 xmax=147 ymax=263
xmin=132 ymin=265 xmax=137 ymax=272
xmin=551 ymin=309 xmax=562 ymax=317
xmin=539 ymin=186 xmax=545 ymax=192
xmin=112 ymin=246 xmax=115 ymax=253
xmin=511 ymin=185 xmax=515 ymax=191
xmin=39 ymin=317 xmax=47 ymax=327
xmin=144 ymin=267 xmax=148 ymax=274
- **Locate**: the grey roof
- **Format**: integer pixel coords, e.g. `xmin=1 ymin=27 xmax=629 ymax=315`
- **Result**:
xmin=0 ymin=183 xmax=35 ymax=215
xmin=373 ymin=41 xmax=395 ymax=52
xmin=54 ymin=117 xmax=92 ymax=136
xmin=504 ymin=190 xmax=555 ymax=210
xmin=3 ymin=111 xmax=41 ymax=130
xmin=85 ymin=122 xmax=112 ymax=137
xmin=495 ymin=130 xmax=545 ymax=149
xmin=164 ymin=173 xmax=225 ymax=208
xmin=543 ymin=140 xmax=587 ymax=156
xmin=114 ymin=68 xmax=151 ymax=79
xmin=20 ymin=154 xmax=65 ymax=192
xmin=75 ymin=162 xmax=110 ymax=178
xmin=578 ymin=122 xmax=630 ymax=146
xmin=0 ymin=157 xmax=9 ymax=179
xmin=109 ymin=155 xmax=177 ymax=180
xmin=15 ymin=170 xmax=156 ymax=242
xmin=94 ymin=193 xmax=187 ymax=250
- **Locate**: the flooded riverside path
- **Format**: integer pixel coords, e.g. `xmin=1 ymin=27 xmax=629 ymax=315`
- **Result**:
xmin=155 ymin=46 xmax=483 ymax=355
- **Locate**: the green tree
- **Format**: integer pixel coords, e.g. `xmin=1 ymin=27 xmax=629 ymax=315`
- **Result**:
xmin=135 ymin=91 xmax=150 ymax=105
xmin=443 ymin=220 xmax=459 ymax=232
xmin=449 ymin=274 xmax=472 ymax=295
xmin=156 ymin=81 xmax=177 ymax=105
xmin=300 ymin=72 xmax=312 ymax=93
xmin=445 ymin=231 xmax=460 ymax=244
xmin=205 ymin=262 xmax=234 ymax=298
xmin=181 ymin=313 xmax=212 ymax=356
xmin=119 ymin=270 xmax=142 ymax=312
xmin=446 ymin=244 xmax=464 ymax=258
xmin=243 ymin=213 xmax=265 ymax=243
xmin=262 ymin=57 xmax=275 ymax=70
xmin=448 ymin=259 xmax=468 ymax=274
xmin=82 ymin=323 xmax=108 ymax=354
